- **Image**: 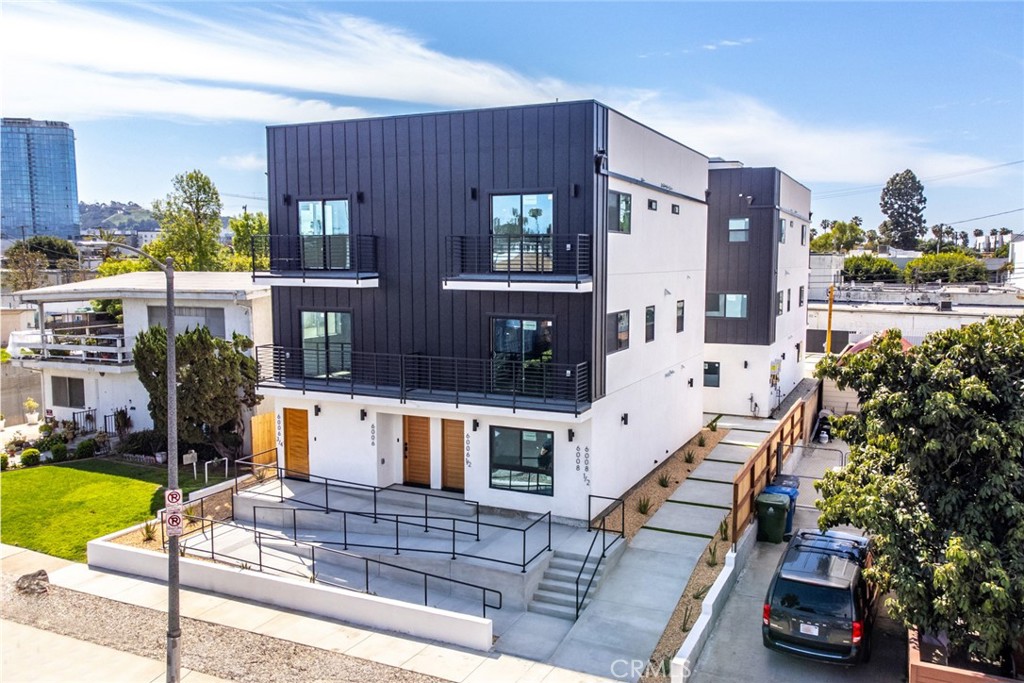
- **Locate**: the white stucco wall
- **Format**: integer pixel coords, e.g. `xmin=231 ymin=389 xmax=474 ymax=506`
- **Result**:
xmin=41 ymin=368 xmax=153 ymax=429
xmin=807 ymin=303 xmax=1024 ymax=343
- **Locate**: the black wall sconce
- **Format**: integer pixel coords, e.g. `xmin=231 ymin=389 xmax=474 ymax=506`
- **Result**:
xmin=472 ymin=419 xmax=480 ymax=432
xmin=470 ymin=187 xmax=478 ymax=200
xmin=571 ymin=183 xmax=580 ymax=198
xmin=648 ymin=199 xmax=658 ymax=211
xmin=621 ymin=413 xmax=629 ymax=426
xmin=356 ymin=191 xmax=365 ymax=203
xmin=688 ymin=378 xmax=694 ymax=387
xmin=671 ymin=204 xmax=680 ymax=215
xmin=744 ymin=360 xmax=749 ymax=369
xmin=594 ymin=149 xmax=607 ymax=174
xmin=314 ymin=405 xmax=321 ymax=416
xmin=283 ymin=193 xmax=292 ymax=206
xmin=746 ymin=195 xmax=754 ymax=206
xmin=360 ymin=409 xmax=367 ymax=421
xmin=781 ymin=352 xmax=786 ymax=360
xmin=568 ymin=428 xmax=575 ymax=442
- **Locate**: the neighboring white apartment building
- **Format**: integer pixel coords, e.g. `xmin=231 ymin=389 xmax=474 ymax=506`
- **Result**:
xmin=7 ymin=272 xmax=271 ymax=433
xmin=1009 ymin=233 xmax=1024 ymax=291
xmin=702 ymin=161 xmax=812 ymax=418
xmin=253 ymin=101 xmax=708 ymax=522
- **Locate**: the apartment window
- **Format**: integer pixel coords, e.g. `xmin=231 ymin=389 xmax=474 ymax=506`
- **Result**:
xmin=779 ymin=218 xmax=787 ymax=244
xmin=299 ymin=199 xmax=351 ymax=269
xmin=703 ymin=362 xmax=721 ymax=388
xmin=706 ymin=293 xmax=748 ymax=319
xmin=648 ymin=199 xmax=658 ymax=211
xmin=492 ymin=193 xmax=554 ymax=272
xmin=148 ymin=306 xmax=226 ymax=338
xmin=676 ymin=300 xmax=685 ymax=332
xmin=51 ymin=376 xmax=85 ymax=408
xmin=607 ymin=311 xmax=630 ymax=353
xmin=801 ymin=224 xmax=807 ymax=246
xmin=490 ymin=426 xmax=553 ymax=496
xmin=787 ymin=288 xmax=792 ymax=312
xmin=301 ymin=310 xmax=352 ymax=378
xmin=645 ymin=306 xmax=656 ymax=343
xmin=608 ymin=191 xmax=632 ymax=233
xmin=799 ymin=286 xmax=805 ymax=307
xmin=728 ymin=218 xmax=749 ymax=242
xmin=492 ymin=318 xmax=554 ymax=395
xmin=776 ymin=291 xmax=784 ymax=316
xmin=671 ymin=204 xmax=680 ymax=215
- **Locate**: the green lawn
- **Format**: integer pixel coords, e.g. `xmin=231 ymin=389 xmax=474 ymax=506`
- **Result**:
xmin=0 ymin=459 xmax=228 ymax=562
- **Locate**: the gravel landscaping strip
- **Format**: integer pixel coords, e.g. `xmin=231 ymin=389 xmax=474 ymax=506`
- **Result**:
xmin=1 ymin=571 xmax=445 ymax=683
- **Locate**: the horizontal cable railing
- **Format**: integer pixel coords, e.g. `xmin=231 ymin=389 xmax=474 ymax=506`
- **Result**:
xmin=233 ymin=456 xmax=552 ymax=572
xmin=255 ymin=344 xmax=590 ymax=414
xmin=445 ymin=234 xmax=592 ymax=284
xmin=252 ymin=234 xmax=378 ymax=276
xmin=575 ymin=493 xmax=627 ymax=619
xmin=170 ymin=514 xmax=502 ymax=618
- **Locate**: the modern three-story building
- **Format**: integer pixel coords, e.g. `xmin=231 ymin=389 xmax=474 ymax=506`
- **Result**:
xmin=253 ymin=101 xmax=708 ymax=521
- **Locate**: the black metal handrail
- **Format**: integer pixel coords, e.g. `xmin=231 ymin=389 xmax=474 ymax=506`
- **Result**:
xmin=172 ymin=514 xmax=502 ymax=618
xmin=255 ymin=344 xmax=590 ymax=415
xmin=574 ymin=493 xmax=627 ymax=619
xmin=445 ymin=234 xmax=592 ymax=285
xmin=72 ymin=408 xmax=98 ymax=434
xmin=251 ymin=234 xmax=379 ymax=277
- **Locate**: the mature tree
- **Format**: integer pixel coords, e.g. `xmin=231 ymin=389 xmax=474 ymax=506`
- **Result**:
xmin=814 ymin=321 xmax=1024 ymax=663
xmin=905 ymin=252 xmax=987 ymax=283
xmin=6 ymin=235 xmax=79 ymax=267
xmin=842 ymin=254 xmax=902 ymax=282
xmin=150 ymin=170 xmax=226 ymax=271
xmin=879 ymin=169 xmax=927 ymax=249
xmin=97 ymin=257 xmax=153 ymax=277
xmin=227 ymin=209 xmax=270 ymax=271
xmin=810 ymin=219 xmax=864 ymax=253
xmin=134 ymin=326 xmax=262 ymax=459
xmin=3 ymin=250 xmax=48 ymax=291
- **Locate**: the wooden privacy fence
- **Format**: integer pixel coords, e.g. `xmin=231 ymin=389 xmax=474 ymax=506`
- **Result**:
xmin=731 ymin=387 xmax=819 ymax=545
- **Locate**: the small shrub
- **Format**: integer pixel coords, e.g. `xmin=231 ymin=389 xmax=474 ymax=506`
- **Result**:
xmin=51 ymin=442 xmax=69 ymax=463
xmin=118 ymin=429 xmax=164 ymax=456
xmin=707 ymin=415 xmax=722 ymax=432
xmin=38 ymin=423 xmax=54 ymax=436
xmin=705 ymin=543 xmax=719 ymax=567
xmin=694 ymin=583 xmax=712 ymax=600
xmin=185 ymin=504 xmax=199 ymax=527
xmin=141 ymin=520 xmax=156 ymax=542
xmin=1 ymin=455 xmax=7 ymax=471
xmin=658 ymin=472 xmax=671 ymax=488
xmin=680 ymin=604 xmax=694 ymax=632
xmin=74 ymin=439 xmax=98 ymax=460
xmin=697 ymin=434 xmax=707 ymax=447
xmin=19 ymin=448 xmax=41 ymax=467
xmin=684 ymin=449 xmax=695 ymax=464
xmin=636 ymin=496 xmax=652 ymax=515
xmin=23 ymin=397 xmax=39 ymax=413
xmin=240 ymin=562 xmax=251 ymax=571
xmin=719 ymin=519 xmax=730 ymax=542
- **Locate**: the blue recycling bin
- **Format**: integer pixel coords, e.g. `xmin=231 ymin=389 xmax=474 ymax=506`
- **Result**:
xmin=771 ymin=474 xmax=800 ymax=490
xmin=763 ymin=484 xmax=799 ymax=535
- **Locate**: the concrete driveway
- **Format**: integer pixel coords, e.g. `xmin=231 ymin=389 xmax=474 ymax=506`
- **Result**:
xmin=688 ymin=442 xmax=908 ymax=683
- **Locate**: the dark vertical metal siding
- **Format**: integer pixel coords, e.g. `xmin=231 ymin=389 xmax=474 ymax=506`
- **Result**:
xmin=704 ymin=167 xmax=780 ymax=346
xmin=590 ymin=104 xmax=609 ymax=399
xmin=267 ymin=103 xmax=600 ymax=368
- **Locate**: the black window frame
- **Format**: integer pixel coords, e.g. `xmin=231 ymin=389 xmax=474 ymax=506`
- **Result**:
xmin=607 ymin=310 xmax=630 ymax=353
xmin=787 ymin=288 xmax=792 ymax=312
xmin=671 ymin=204 xmax=680 ymax=215
xmin=801 ymin=224 xmax=808 ymax=246
xmin=608 ymin=191 xmax=632 ymax=234
xmin=647 ymin=199 xmax=658 ymax=211
xmin=645 ymin=305 xmax=656 ymax=343
xmin=779 ymin=218 xmax=787 ymax=244
xmin=676 ymin=300 xmax=685 ymax=333
xmin=799 ymin=286 xmax=805 ymax=307
xmin=489 ymin=426 xmax=554 ymax=496
xmin=703 ymin=361 xmax=721 ymax=388
xmin=728 ymin=218 xmax=749 ymax=242
xmin=51 ymin=375 xmax=85 ymax=408
xmin=776 ymin=291 xmax=784 ymax=316
xmin=706 ymin=293 xmax=748 ymax=319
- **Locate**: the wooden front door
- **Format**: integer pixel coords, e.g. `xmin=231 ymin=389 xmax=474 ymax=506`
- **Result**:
xmin=441 ymin=419 xmax=465 ymax=491
xmin=283 ymin=408 xmax=309 ymax=479
xmin=403 ymin=415 xmax=431 ymax=487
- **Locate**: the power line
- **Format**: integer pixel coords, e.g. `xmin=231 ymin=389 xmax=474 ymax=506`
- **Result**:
xmin=814 ymin=160 xmax=1024 ymax=200
xmin=947 ymin=208 xmax=1023 ymax=225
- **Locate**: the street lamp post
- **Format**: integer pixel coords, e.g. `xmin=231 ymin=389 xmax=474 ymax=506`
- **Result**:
xmin=80 ymin=241 xmax=180 ymax=682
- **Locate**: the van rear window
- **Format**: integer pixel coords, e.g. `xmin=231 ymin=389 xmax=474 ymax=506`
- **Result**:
xmin=772 ymin=579 xmax=851 ymax=618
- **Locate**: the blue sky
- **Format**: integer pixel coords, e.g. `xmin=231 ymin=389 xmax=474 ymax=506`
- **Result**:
xmin=2 ymin=1 xmax=1021 ymax=234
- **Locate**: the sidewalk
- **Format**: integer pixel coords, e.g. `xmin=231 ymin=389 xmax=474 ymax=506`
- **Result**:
xmin=0 ymin=545 xmax=612 ymax=683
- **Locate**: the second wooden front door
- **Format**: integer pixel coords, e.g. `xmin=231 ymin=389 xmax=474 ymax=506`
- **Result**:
xmin=403 ymin=415 xmax=431 ymax=487
xmin=441 ymin=419 xmax=465 ymax=491
xmin=283 ymin=408 xmax=309 ymax=479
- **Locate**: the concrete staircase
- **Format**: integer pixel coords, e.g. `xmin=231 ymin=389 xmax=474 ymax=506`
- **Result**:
xmin=528 ymin=549 xmax=607 ymax=620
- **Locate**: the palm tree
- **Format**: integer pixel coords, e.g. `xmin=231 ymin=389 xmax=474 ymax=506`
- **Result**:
xmin=931 ymin=225 xmax=944 ymax=253
xmin=958 ymin=231 xmax=968 ymax=247
xmin=94 ymin=229 xmax=128 ymax=261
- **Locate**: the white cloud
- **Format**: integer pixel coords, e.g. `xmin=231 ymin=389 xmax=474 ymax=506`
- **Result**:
xmin=217 ymin=153 xmax=267 ymax=172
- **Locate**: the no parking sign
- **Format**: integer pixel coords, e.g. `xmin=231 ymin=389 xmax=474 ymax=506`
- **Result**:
xmin=165 ymin=488 xmax=184 ymax=537
xmin=166 ymin=512 xmax=184 ymax=537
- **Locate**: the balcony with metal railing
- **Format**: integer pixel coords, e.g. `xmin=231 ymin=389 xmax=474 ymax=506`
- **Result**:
xmin=444 ymin=234 xmax=592 ymax=292
xmin=256 ymin=344 xmax=591 ymax=416
xmin=6 ymin=324 xmax=134 ymax=369
xmin=250 ymin=234 xmax=380 ymax=288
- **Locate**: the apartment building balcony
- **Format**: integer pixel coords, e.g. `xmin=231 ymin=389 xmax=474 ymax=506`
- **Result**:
xmin=443 ymin=235 xmax=592 ymax=293
xmin=251 ymin=235 xmax=380 ymax=288
xmin=256 ymin=345 xmax=591 ymax=416
xmin=6 ymin=325 xmax=135 ymax=371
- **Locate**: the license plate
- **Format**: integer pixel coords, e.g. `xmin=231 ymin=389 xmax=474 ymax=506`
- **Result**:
xmin=799 ymin=623 xmax=819 ymax=636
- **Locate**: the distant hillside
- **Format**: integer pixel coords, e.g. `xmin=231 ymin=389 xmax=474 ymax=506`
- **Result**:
xmin=78 ymin=201 xmax=159 ymax=232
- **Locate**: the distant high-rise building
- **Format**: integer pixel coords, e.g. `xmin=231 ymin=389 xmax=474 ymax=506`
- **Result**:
xmin=1 ymin=118 xmax=80 ymax=240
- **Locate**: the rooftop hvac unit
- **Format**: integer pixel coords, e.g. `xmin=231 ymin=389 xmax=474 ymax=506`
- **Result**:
xmin=937 ymin=300 xmax=953 ymax=311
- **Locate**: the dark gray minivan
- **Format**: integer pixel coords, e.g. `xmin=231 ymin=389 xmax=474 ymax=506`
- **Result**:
xmin=762 ymin=529 xmax=877 ymax=664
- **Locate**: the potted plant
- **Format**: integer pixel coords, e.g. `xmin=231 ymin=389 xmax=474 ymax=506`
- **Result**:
xmin=23 ymin=398 xmax=39 ymax=425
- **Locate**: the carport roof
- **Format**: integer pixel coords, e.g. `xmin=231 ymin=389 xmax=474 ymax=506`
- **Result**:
xmin=15 ymin=272 xmax=270 ymax=304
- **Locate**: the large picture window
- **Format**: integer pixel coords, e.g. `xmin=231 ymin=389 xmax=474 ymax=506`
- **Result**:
xmin=148 ymin=306 xmax=226 ymax=339
xmin=705 ymin=293 xmax=748 ymax=319
xmin=301 ymin=310 xmax=352 ymax=378
xmin=52 ymin=376 xmax=85 ymax=408
xmin=492 ymin=317 xmax=553 ymax=395
xmin=608 ymin=191 xmax=631 ymax=233
xmin=299 ymin=199 xmax=350 ymax=269
xmin=489 ymin=426 xmax=553 ymax=496
xmin=492 ymin=193 xmax=554 ymax=272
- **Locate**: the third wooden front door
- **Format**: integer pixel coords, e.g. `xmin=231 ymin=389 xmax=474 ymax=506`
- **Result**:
xmin=403 ymin=415 xmax=431 ymax=487
xmin=441 ymin=419 xmax=465 ymax=491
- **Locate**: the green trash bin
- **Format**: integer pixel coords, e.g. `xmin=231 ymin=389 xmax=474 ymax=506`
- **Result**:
xmin=756 ymin=492 xmax=790 ymax=543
